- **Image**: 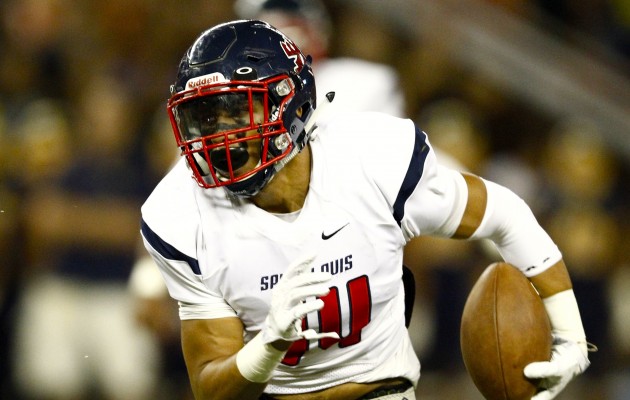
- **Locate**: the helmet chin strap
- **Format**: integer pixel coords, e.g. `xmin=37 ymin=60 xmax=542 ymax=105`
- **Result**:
xmin=274 ymin=145 xmax=300 ymax=171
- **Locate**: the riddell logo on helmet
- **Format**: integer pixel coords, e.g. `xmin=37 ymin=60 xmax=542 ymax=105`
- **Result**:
xmin=186 ymin=73 xmax=227 ymax=90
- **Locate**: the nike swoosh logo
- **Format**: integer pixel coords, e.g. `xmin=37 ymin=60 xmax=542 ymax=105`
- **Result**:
xmin=321 ymin=223 xmax=349 ymax=240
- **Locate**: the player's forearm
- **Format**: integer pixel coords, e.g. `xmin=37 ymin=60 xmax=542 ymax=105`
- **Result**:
xmin=529 ymin=260 xmax=587 ymax=354
xmin=189 ymin=333 xmax=287 ymax=400
xmin=181 ymin=319 xmax=267 ymax=399
xmin=190 ymin=354 xmax=267 ymax=400
xmin=528 ymin=260 xmax=573 ymax=298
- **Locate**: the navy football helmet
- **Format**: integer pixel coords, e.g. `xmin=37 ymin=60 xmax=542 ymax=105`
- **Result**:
xmin=167 ymin=20 xmax=316 ymax=197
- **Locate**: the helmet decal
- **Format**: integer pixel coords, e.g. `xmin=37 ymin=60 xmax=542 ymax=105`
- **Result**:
xmin=186 ymin=73 xmax=227 ymax=90
xmin=280 ymin=39 xmax=304 ymax=72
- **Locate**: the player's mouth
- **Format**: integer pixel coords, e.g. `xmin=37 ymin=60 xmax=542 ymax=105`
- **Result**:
xmin=211 ymin=144 xmax=249 ymax=176
xmin=211 ymin=144 xmax=265 ymax=183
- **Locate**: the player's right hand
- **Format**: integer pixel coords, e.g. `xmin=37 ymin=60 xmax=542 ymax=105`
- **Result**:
xmin=262 ymin=253 xmax=340 ymax=344
xmin=524 ymin=335 xmax=590 ymax=400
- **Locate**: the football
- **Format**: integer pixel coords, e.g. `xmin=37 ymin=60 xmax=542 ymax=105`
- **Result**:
xmin=460 ymin=262 xmax=552 ymax=400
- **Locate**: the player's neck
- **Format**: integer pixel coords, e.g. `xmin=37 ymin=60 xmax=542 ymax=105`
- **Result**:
xmin=252 ymin=145 xmax=311 ymax=214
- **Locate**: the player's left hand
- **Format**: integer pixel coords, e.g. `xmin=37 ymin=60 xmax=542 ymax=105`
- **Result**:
xmin=523 ymin=335 xmax=590 ymax=400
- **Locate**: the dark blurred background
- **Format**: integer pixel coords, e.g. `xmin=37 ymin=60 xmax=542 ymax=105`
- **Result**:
xmin=0 ymin=0 xmax=628 ymax=399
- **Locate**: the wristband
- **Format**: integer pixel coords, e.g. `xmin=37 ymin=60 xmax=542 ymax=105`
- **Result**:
xmin=543 ymin=289 xmax=587 ymax=355
xmin=235 ymin=333 xmax=286 ymax=383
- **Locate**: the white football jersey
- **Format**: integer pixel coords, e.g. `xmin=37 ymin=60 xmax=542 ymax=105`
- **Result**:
xmin=141 ymin=112 xmax=470 ymax=394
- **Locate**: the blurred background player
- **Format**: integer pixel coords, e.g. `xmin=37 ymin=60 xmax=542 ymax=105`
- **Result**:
xmin=11 ymin=73 xmax=160 ymax=400
xmin=234 ymin=0 xmax=406 ymax=121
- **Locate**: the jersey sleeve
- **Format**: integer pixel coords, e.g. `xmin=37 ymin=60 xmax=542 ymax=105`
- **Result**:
xmin=141 ymin=224 xmax=237 ymax=320
xmin=350 ymin=115 xmax=469 ymax=242
xmin=140 ymin=160 xmax=237 ymax=320
xmin=381 ymin=125 xmax=561 ymax=276
xmin=398 ymin=157 xmax=469 ymax=241
xmin=330 ymin=113 xmax=469 ymax=242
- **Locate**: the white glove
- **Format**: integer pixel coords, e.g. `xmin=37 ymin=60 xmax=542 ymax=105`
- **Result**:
xmin=523 ymin=289 xmax=590 ymax=400
xmin=524 ymin=335 xmax=590 ymax=400
xmin=261 ymin=253 xmax=340 ymax=344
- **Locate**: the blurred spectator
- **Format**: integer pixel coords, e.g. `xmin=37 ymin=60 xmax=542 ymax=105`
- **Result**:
xmin=609 ymin=0 xmax=630 ymax=58
xmin=0 ymin=0 xmax=71 ymax=105
xmin=609 ymin=228 xmax=630 ymax=400
xmin=0 ymin=3 xmax=79 ymax=393
xmin=417 ymin=98 xmax=490 ymax=173
xmin=8 ymin=100 xmax=72 ymax=195
xmin=0 ymin=100 xmax=21 ymax=399
xmin=11 ymin=74 xmax=159 ymax=400
xmin=537 ymin=116 xmax=623 ymax=398
xmin=0 ymin=98 xmax=72 ymax=399
xmin=533 ymin=0 xmax=630 ymax=59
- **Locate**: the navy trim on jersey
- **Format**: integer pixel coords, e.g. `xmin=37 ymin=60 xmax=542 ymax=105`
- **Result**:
xmin=392 ymin=127 xmax=429 ymax=226
xmin=141 ymin=219 xmax=201 ymax=275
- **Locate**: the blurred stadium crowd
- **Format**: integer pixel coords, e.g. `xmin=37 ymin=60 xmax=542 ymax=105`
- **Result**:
xmin=0 ymin=0 xmax=628 ymax=399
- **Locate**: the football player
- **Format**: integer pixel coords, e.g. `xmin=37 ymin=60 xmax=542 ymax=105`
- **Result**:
xmin=141 ymin=20 xmax=590 ymax=400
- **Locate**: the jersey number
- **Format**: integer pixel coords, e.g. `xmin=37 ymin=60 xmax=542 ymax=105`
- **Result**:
xmin=281 ymin=275 xmax=371 ymax=366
